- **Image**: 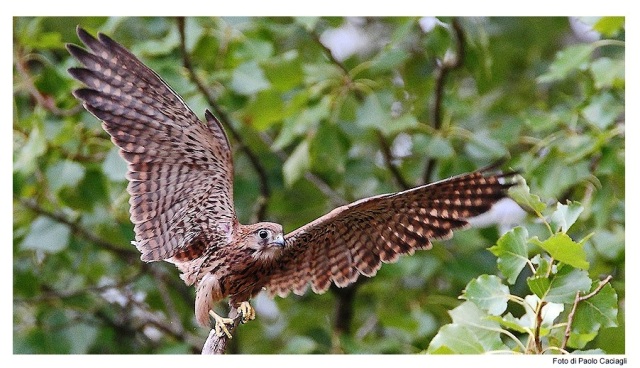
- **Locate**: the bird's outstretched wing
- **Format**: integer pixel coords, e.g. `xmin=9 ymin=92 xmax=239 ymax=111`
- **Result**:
xmin=265 ymin=168 xmax=517 ymax=297
xmin=67 ymin=26 xmax=235 ymax=262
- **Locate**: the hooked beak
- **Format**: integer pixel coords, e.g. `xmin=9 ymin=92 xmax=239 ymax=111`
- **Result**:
xmin=271 ymin=233 xmax=285 ymax=248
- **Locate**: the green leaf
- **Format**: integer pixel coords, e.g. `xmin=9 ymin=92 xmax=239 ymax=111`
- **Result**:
xmin=490 ymin=312 xmax=529 ymax=334
xmin=282 ymin=140 xmax=310 ymax=187
xmin=545 ymin=267 xmax=592 ymax=304
xmin=355 ymin=93 xmax=387 ymax=130
xmin=527 ymin=276 xmax=551 ymax=300
xmin=549 ymin=201 xmax=583 ymax=233
xmin=245 ymin=90 xmax=286 ymax=131
xmin=309 ymin=122 xmax=347 ymax=175
xmin=531 ymin=233 xmax=589 ymax=270
xmin=531 ymin=254 xmax=552 ymax=277
xmin=465 ymin=130 xmax=508 ymax=159
xmin=65 ymin=323 xmax=98 ymax=354
xmin=381 ymin=113 xmax=419 ymax=136
xmin=14 ymin=125 xmax=47 ymax=175
xmin=590 ymin=57 xmax=624 ymax=89
xmin=428 ymin=301 xmax=507 ymax=353
xmin=488 ymin=227 xmax=530 ymax=284
xmin=592 ymin=17 xmax=625 ymax=36
xmin=462 ymin=274 xmax=510 ymax=315
xmin=537 ymin=44 xmax=594 ymax=83
xmin=21 ymin=216 xmax=71 ymax=253
xmin=263 ymin=50 xmax=303 ymax=91
xmin=568 ymin=331 xmax=599 ymax=349
xmin=569 ymin=282 xmax=618 ymax=348
xmin=427 ymin=324 xmax=488 ymax=354
xmin=272 ymin=95 xmax=330 ymax=150
xmin=370 ymin=48 xmax=409 ymax=73
xmin=58 ymin=168 xmax=109 ymax=211
xmin=573 ymin=282 xmax=618 ymax=331
xmin=354 ymin=91 xmax=414 ymax=135
xmin=523 ymin=110 xmax=563 ymax=132
xmin=528 ymin=266 xmax=591 ymax=303
xmin=230 ymin=61 xmax=270 ymax=95
xmin=303 ymin=63 xmax=341 ymax=85
xmin=424 ymin=135 xmax=455 ymax=159
xmin=591 ymin=226 xmax=625 ymax=261
xmin=46 ymin=160 xmax=86 ymax=192
xmin=237 ymin=38 xmax=274 ymax=63
xmin=508 ymin=182 xmax=546 ymax=213
xmin=582 ymin=92 xmax=623 ymax=130
xmin=133 ymin=28 xmax=179 ymax=56
xmin=24 ymin=31 xmax=64 ymax=49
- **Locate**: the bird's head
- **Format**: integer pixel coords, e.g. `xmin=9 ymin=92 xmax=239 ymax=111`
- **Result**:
xmin=239 ymin=222 xmax=286 ymax=261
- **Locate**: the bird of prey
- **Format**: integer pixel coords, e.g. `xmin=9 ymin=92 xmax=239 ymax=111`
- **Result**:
xmin=67 ymin=26 xmax=517 ymax=338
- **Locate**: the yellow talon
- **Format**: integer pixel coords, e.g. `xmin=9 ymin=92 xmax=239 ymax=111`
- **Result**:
xmin=208 ymin=302 xmax=255 ymax=338
xmin=238 ymin=301 xmax=256 ymax=324
xmin=209 ymin=310 xmax=234 ymax=339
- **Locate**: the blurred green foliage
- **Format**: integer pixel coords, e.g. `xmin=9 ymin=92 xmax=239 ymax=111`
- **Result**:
xmin=13 ymin=16 xmax=624 ymax=354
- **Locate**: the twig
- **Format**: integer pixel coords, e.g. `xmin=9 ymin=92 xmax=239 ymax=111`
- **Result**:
xmin=14 ymin=51 xmax=83 ymax=117
xmin=311 ymin=25 xmax=413 ymax=191
xmin=309 ymin=26 xmax=413 ymax=196
xmin=175 ymin=17 xmax=271 ymax=221
xmin=533 ymin=300 xmax=547 ymax=353
xmin=14 ymin=279 xmax=133 ymax=303
xmin=308 ymin=29 xmax=351 ymax=77
xmin=423 ymin=18 xmax=465 ymax=183
xmin=18 ymin=198 xmax=139 ymax=262
xmin=562 ymin=275 xmax=613 ymax=350
xmin=376 ymin=131 xmax=411 ymax=190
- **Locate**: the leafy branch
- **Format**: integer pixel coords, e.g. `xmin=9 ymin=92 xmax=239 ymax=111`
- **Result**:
xmin=18 ymin=198 xmax=139 ymax=262
xmin=428 ymin=183 xmax=619 ymax=354
xmin=562 ymin=275 xmax=614 ymax=351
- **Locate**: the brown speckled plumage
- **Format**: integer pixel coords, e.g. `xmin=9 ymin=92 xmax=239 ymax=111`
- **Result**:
xmin=68 ymin=26 xmax=517 ymax=328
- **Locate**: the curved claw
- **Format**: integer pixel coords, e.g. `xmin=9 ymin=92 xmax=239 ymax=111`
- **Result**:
xmin=209 ymin=310 xmax=234 ymax=339
xmin=238 ymin=301 xmax=256 ymax=324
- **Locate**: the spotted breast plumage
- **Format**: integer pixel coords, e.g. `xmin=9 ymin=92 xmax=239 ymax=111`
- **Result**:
xmin=67 ymin=26 xmax=517 ymax=337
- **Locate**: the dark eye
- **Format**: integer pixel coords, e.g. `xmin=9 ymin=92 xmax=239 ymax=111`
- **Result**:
xmin=258 ymin=230 xmax=269 ymax=239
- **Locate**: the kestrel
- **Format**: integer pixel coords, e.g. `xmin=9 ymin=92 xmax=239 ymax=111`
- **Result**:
xmin=67 ymin=26 xmax=517 ymax=338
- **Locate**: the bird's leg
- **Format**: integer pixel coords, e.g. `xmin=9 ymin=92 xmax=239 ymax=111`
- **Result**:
xmin=209 ymin=310 xmax=234 ymax=338
xmin=237 ymin=301 xmax=256 ymax=324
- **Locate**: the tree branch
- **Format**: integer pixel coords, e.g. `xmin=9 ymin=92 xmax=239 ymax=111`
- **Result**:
xmin=18 ymin=198 xmax=139 ymax=262
xmin=311 ymin=24 xmax=412 ymax=191
xmin=423 ymin=17 xmax=465 ymax=183
xmin=562 ymin=275 xmax=613 ymax=350
xmin=533 ymin=300 xmax=546 ymax=353
xmin=376 ymin=131 xmax=411 ymax=190
xmin=201 ymin=305 xmax=243 ymax=354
